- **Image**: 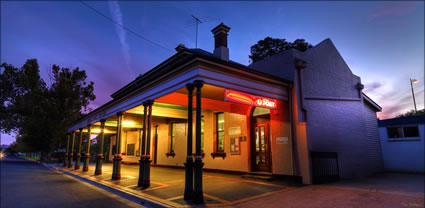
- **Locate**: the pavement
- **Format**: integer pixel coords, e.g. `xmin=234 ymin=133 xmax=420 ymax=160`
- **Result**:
xmin=51 ymin=161 xmax=296 ymax=207
xmin=235 ymin=173 xmax=425 ymax=208
xmin=2 ymin=155 xmax=424 ymax=208
xmin=0 ymin=155 xmax=145 ymax=208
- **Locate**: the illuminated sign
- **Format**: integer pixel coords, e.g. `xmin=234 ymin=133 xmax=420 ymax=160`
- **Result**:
xmin=225 ymin=90 xmax=277 ymax=109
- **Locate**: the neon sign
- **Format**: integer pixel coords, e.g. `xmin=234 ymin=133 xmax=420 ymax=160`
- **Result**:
xmin=225 ymin=90 xmax=277 ymax=109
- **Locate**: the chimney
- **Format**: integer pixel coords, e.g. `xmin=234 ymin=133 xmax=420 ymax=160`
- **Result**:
xmin=211 ymin=23 xmax=231 ymax=61
xmin=175 ymin=44 xmax=186 ymax=52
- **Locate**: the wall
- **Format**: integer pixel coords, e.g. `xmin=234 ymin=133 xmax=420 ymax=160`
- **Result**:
xmin=379 ymin=124 xmax=425 ymax=173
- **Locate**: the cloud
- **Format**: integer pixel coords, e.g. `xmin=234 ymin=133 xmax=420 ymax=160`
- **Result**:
xmin=108 ymin=1 xmax=134 ymax=77
xmin=363 ymin=81 xmax=384 ymax=93
xmin=368 ymin=2 xmax=416 ymax=20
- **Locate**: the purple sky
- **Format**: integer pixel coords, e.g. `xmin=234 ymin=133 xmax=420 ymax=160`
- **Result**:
xmin=1 ymin=1 xmax=424 ymax=145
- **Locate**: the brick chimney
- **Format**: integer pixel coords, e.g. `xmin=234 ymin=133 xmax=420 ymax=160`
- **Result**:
xmin=211 ymin=23 xmax=231 ymax=61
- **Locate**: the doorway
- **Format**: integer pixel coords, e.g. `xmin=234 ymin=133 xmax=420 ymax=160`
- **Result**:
xmin=251 ymin=107 xmax=272 ymax=172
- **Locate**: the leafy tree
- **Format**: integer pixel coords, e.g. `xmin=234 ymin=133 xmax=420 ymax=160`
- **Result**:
xmin=396 ymin=109 xmax=425 ymax=118
xmin=0 ymin=59 xmax=95 ymax=160
xmin=249 ymin=37 xmax=313 ymax=63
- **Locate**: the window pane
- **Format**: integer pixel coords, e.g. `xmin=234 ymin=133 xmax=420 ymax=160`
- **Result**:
xmin=201 ymin=116 xmax=204 ymax=152
xmin=261 ymin=126 xmax=265 ymax=152
xmin=217 ymin=113 xmax=224 ymax=131
xmin=404 ymin=126 xmax=420 ymax=137
xmin=387 ymin=127 xmax=402 ymax=138
xmin=171 ymin=123 xmax=176 ymax=152
xmin=218 ymin=132 xmax=224 ymax=152
xmin=255 ymin=127 xmax=259 ymax=152
xmin=127 ymin=144 xmax=135 ymax=156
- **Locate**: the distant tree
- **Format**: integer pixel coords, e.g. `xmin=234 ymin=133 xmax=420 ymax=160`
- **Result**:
xmin=249 ymin=37 xmax=313 ymax=63
xmin=0 ymin=59 xmax=95 ymax=160
xmin=396 ymin=109 xmax=425 ymax=118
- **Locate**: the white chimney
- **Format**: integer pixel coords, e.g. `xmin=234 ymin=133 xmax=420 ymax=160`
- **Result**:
xmin=211 ymin=23 xmax=231 ymax=61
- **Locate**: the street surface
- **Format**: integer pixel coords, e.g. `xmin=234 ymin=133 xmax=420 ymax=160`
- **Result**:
xmin=0 ymin=155 xmax=145 ymax=208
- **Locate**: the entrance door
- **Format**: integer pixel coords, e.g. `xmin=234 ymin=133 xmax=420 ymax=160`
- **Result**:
xmin=253 ymin=123 xmax=271 ymax=171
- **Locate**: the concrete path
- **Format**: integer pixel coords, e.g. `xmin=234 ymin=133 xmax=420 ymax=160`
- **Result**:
xmin=0 ymin=155 xmax=145 ymax=208
xmin=54 ymin=162 xmax=296 ymax=207
xmin=235 ymin=173 xmax=425 ymax=208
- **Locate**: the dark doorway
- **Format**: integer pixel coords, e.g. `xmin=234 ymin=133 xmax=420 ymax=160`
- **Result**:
xmin=251 ymin=107 xmax=272 ymax=172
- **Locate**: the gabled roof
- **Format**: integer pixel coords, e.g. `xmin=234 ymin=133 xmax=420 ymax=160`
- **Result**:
xmin=362 ymin=93 xmax=382 ymax=112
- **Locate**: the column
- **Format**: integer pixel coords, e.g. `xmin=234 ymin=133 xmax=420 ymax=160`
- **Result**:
xmin=64 ymin=133 xmax=70 ymax=167
xmin=75 ymin=128 xmax=83 ymax=170
xmin=193 ymin=80 xmax=204 ymax=204
xmin=112 ymin=112 xmax=124 ymax=180
xmin=137 ymin=102 xmax=148 ymax=187
xmin=68 ymin=131 xmax=75 ymax=168
xmin=184 ymin=83 xmax=194 ymax=200
xmin=83 ymin=125 xmax=92 ymax=172
xmin=142 ymin=100 xmax=154 ymax=188
xmin=95 ymin=119 xmax=106 ymax=175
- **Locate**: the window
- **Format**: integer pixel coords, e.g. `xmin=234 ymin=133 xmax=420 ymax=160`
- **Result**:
xmin=127 ymin=144 xmax=135 ymax=156
xmin=387 ymin=127 xmax=403 ymax=138
xmin=387 ymin=126 xmax=420 ymax=138
xmin=170 ymin=123 xmax=176 ymax=153
xmin=216 ymin=113 xmax=224 ymax=152
xmin=403 ymin=127 xmax=420 ymax=137
xmin=201 ymin=116 xmax=204 ymax=153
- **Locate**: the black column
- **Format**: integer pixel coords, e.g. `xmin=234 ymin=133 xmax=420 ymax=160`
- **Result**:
xmin=83 ymin=124 xmax=92 ymax=172
xmin=184 ymin=83 xmax=194 ymax=200
xmin=193 ymin=80 xmax=204 ymax=204
xmin=75 ymin=128 xmax=83 ymax=170
xmin=68 ymin=131 xmax=75 ymax=168
xmin=95 ymin=119 xmax=106 ymax=175
xmin=64 ymin=133 xmax=70 ymax=167
xmin=138 ymin=102 xmax=148 ymax=187
xmin=112 ymin=112 xmax=124 ymax=180
xmin=142 ymin=100 xmax=154 ymax=188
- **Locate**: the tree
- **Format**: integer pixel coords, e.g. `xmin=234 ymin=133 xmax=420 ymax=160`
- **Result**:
xmin=249 ymin=37 xmax=313 ymax=63
xmin=0 ymin=59 xmax=95 ymax=160
xmin=396 ymin=109 xmax=425 ymax=118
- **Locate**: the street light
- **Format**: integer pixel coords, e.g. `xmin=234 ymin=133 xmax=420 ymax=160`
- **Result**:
xmin=410 ymin=78 xmax=419 ymax=113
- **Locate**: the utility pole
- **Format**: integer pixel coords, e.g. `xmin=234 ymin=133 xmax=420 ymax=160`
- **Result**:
xmin=410 ymin=78 xmax=418 ymax=113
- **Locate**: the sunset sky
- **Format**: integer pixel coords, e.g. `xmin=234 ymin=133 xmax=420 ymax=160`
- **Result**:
xmin=1 ymin=1 xmax=424 ymax=145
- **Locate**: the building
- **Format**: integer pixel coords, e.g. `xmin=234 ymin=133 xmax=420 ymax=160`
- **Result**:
xmin=65 ymin=23 xmax=383 ymax=202
xmin=378 ymin=115 xmax=425 ymax=173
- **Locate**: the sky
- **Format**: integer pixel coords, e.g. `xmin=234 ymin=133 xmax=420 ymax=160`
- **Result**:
xmin=1 ymin=1 xmax=424 ymax=145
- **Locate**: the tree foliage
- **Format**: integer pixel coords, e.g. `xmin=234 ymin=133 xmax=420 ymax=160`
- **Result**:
xmin=0 ymin=59 xmax=95 ymax=156
xmin=249 ymin=37 xmax=313 ymax=63
xmin=396 ymin=109 xmax=425 ymax=118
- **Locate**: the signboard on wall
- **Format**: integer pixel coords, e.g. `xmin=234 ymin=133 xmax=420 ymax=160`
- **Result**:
xmin=225 ymin=90 xmax=277 ymax=109
xmin=230 ymin=137 xmax=240 ymax=155
xmin=229 ymin=127 xmax=241 ymax=135
xmin=276 ymin=137 xmax=289 ymax=144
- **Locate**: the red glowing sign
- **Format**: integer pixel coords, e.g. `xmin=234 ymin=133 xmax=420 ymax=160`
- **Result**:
xmin=225 ymin=90 xmax=277 ymax=109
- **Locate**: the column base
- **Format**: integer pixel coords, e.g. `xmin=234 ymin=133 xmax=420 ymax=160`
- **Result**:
xmin=192 ymin=191 xmax=204 ymax=204
xmin=112 ymin=154 xmax=122 ymax=180
xmin=74 ymin=153 xmax=81 ymax=170
xmin=142 ymin=156 xmax=152 ymax=188
xmin=137 ymin=156 xmax=145 ymax=187
xmin=68 ymin=153 xmax=73 ymax=168
xmin=193 ymin=156 xmax=204 ymax=204
xmin=82 ymin=153 xmax=90 ymax=172
xmin=63 ymin=153 xmax=68 ymax=167
xmin=183 ymin=156 xmax=194 ymax=200
xmin=94 ymin=154 xmax=104 ymax=176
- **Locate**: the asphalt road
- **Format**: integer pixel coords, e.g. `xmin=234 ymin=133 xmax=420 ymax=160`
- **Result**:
xmin=0 ymin=155 xmax=145 ymax=208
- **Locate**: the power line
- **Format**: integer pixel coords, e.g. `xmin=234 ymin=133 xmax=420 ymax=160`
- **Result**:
xmin=79 ymin=0 xmax=174 ymax=53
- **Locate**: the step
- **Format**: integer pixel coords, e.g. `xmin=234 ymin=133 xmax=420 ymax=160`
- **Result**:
xmin=241 ymin=174 xmax=274 ymax=181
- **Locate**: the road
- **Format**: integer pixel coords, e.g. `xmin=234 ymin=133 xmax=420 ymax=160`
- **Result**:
xmin=0 ymin=155 xmax=145 ymax=208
